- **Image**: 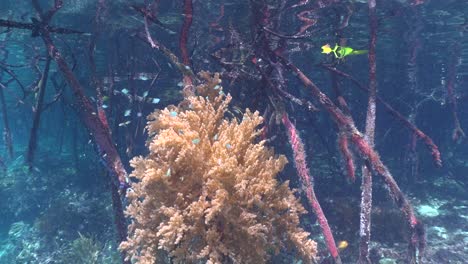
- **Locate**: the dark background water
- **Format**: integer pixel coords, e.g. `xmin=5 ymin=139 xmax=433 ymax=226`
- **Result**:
xmin=0 ymin=0 xmax=467 ymax=263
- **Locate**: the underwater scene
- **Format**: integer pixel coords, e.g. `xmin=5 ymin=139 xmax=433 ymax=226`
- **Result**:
xmin=0 ymin=0 xmax=467 ymax=263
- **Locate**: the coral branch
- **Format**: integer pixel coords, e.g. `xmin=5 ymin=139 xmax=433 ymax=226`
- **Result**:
xmin=121 ymin=74 xmax=317 ymax=263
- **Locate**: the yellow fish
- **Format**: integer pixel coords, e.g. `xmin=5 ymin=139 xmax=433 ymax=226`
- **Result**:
xmin=337 ymin=240 xmax=349 ymax=250
xmin=321 ymin=43 xmax=368 ymax=59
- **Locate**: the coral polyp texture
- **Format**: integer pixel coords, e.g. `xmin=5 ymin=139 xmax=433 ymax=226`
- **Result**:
xmin=119 ymin=72 xmax=317 ymax=264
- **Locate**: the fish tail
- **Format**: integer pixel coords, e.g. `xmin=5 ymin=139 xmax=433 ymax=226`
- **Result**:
xmin=351 ymin=50 xmax=368 ymax=55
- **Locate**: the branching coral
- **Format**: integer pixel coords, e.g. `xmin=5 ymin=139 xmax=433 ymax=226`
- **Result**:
xmin=120 ymin=72 xmax=317 ymax=264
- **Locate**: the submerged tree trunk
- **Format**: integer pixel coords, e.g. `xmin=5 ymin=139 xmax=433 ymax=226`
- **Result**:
xmin=0 ymin=83 xmax=13 ymax=159
xmin=0 ymin=33 xmax=14 ymax=159
xmin=26 ymin=56 xmax=51 ymax=170
xmin=358 ymin=1 xmax=378 ymax=263
xmin=37 ymin=19 xmax=130 ymax=264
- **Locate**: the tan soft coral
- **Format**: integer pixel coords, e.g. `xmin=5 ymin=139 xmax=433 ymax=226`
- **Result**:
xmin=120 ymin=72 xmax=317 ymax=264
